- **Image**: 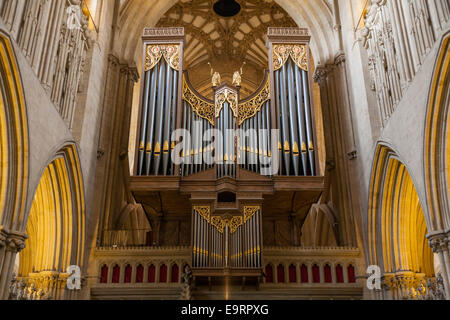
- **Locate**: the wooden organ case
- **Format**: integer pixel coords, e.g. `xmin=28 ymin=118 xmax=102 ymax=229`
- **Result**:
xmin=131 ymin=27 xmax=325 ymax=287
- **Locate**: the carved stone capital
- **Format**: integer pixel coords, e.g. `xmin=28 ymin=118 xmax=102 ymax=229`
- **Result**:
xmin=6 ymin=233 xmax=27 ymax=253
xmin=334 ymin=52 xmax=346 ymax=66
xmin=313 ymin=67 xmax=328 ymax=87
xmin=428 ymin=233 xmax=449 ymax=253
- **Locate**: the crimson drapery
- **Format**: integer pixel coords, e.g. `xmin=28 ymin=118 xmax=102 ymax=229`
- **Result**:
xmin=100 ymin=265 xmax=108 ymax=283
xmin=136 ymin=265 xmax=144 ymax=283
xmin=324 ymin=264 xmax=332 ymax=283
xmin=124 ymin=265 xmax=132 ymax=283
xmin=277 ymin=265 xmax=285 ymax=283
xmin=148 ymin=265 xmax=156 ymax=283
xmin=300 ymin=264 xmax=308 ymax=283
xmin=112 ymin=265 xmax=120 ymax=283
xmin=336 ymin=264 xmax=344 ymax=283
xmin=171 ymin=264 xmax=179 ymax=283
xmin=289 ymin=265 xmax=296 ymax=283
xmin=265 ymin=265 xmax=273 ymax=283
xmin=159 ymin=264 xmax=168 ymax=283
xmin=312 ymin=264 xmax=320 ymax=283
xmin=348 ymin=265 xmax=356 ymax=283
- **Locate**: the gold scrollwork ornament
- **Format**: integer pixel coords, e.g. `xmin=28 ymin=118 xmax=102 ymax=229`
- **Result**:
xmin=273 ymin=44 xmax=308 ymax=71
xmin=145 ymin=44 xmax=180 ymax=71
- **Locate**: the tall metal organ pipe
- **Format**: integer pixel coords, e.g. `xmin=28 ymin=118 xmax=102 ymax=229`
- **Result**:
xmin=273 ymin=56 xmax=316 ymax=176
xmin=137 ymin=58 xmax=179 ymax=176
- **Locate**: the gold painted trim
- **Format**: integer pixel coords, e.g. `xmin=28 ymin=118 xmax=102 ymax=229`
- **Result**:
xmin=194 ymin=206 xmax=211 ymax=222
xmin=273 ymin=44 xmax=308 ymax=72
xmin=144 ymin=44 xmax=180 ymax=72
xmin=183 ymin=77 xmax=215 ymax=125
xmin=238 ymin=78 xmax=270 ymax=125
xmin=215 ymin=87 xmax=238 ymax=119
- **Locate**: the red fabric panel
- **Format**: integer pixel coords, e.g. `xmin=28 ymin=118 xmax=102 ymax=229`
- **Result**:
xmin=112 ymin=265 xmax=120 ymax=283
xmin=336 ymin=264 xmax=344 ymax=283
xmin=324 ymin=264 xmax=332 ymax=283
xmin=100 ymin=265 xmax=108 ymax=283
xmin=136 ymin=265 xmax=144 ymax=283
xmin=348 ymin=265 xmax=356 ymax=283
xmin=148 ymin=265 xmax=156 ymax=283
xmin=159 ymin=264 xmax=167 ymax=283
xmin=312 ymin=265 xmax=320 ymax=283
xmin=265 ymin=265 xmax=273 ymax=283
xmin=289 ymin=265 xmax=297 ymax=283
xmin=277 ymin=265 xmax=285 ymax=283
xmin=171 ymin=264 xmax=179 ymax=283
xmin=124 ymin=265 xmax=132 ymax=283
xmin=300 ymin=264 xmax=309 ymax=283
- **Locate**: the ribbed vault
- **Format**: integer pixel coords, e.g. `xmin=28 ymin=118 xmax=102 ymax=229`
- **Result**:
xmin=117 ymin=0 xmax=335 ymax=70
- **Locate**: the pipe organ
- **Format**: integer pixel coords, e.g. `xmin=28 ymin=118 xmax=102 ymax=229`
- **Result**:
xmin=192 ymin=206 xmax=262 ymax=269
xmin=133 ymin=28 xmax=323 ymax=280
xmin=136 ymin=30 xmax=184 ymax=176
xmin=135 ymin=28 xmax=317 ymax=178
xmin=271 ymin=44 xmax=316 ymax=176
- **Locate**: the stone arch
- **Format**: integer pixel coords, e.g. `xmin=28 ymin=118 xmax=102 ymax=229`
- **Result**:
xmin=368 ymin=144 xmax=434 ymax=297
xmin=0 ymin=30 xmax=29 ymax=298
xmin=17 ymin=144 xmax=85 ymax=299
xmin=424 ymin=33 xmax=450 ymax=232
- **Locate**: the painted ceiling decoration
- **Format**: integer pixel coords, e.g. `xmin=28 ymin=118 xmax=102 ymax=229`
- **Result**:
xmin=155 ymin=0 xmax=297 ymax=98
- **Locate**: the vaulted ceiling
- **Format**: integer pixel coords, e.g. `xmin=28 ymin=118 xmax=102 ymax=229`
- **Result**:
xmin=118 ymin=0 xmax=336 ymax=97
xmin=156 ymin=0 xmax=295 ymax=70
xmin=155 ymin=0 xmax=296 ymax=98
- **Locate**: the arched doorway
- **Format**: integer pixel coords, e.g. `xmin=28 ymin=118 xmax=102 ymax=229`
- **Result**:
xmin=16 ymin=145 xmax=85 ymax=300
xmin=369 ymin=145 xmax=434 ymax=299
xmin=0 ymin=32 xmax=28 ymax=298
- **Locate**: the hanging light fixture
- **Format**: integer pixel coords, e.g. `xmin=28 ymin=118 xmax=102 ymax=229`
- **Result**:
xmin=213 ymin=0 xmax=241 ymax=18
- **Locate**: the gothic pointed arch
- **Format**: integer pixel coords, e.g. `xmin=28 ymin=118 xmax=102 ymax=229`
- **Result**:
xmin=0 ymin=31 xmax=29 ymax=234
xmin=368 ymin=144 xmax=434 ymax=297
xmin=18 ymin=144 xmax=85 ymax=299
xmin=424 ymin=34 xmax=450 ymax=232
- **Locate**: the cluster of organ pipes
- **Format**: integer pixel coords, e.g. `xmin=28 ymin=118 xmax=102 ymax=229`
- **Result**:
xmin=216 ymin=101 xmax=237 ymax=179
xmin=192 ymin=207 xmax=262 ymax=269
xmin=137 ymin=57 xmax=179 ymax=176
xmin=239 ymin=100 xmax=272 ymax=175
xmin=136 ymin=31 xmax=317 ymax=178
xmin=273 ymin=57 xmax=316 ymax=176
xmin=181 ymin=101 xmax=215 ymax=177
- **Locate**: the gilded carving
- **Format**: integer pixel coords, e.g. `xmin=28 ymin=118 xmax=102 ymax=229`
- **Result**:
xmin=211 ymin=215 xmax=243 ymax=234
xmin=272 ymin=44 xmax=308 ymax=71
xmin=144 ymin=44 xmax=180 ymax=71
xmin=244 ymin=206 xmax=260 ymax=223
xmin=238 ymin=79 xmax=270 ymax=125
xmin=194 ymin=206 xmax=210 ymax=222
xmin=183 ymin=77 xmax=215 ymax=125
xmin=211 ymin=216 xmax=226 ymax=233
xmin=215 ymin=88 xmax=238 ymax=119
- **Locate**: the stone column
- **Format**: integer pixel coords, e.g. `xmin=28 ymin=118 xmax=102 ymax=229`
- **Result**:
xmin=0 ymin=231 xmax=26 ymax=299
xmin=313 ymin=53 xmax=360 ymax=247
xmin=429 ymin=233 xmax=450 ymax=299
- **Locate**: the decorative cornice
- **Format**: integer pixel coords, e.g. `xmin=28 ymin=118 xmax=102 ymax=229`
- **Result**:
xmin=267 ymin=27 xmax=311 ymax=44
xmin=142 ymin=27 xmax=185 ymax=43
